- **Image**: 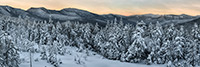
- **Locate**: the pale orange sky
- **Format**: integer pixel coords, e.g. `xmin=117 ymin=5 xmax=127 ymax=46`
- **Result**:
xmin=0 ymin=0 xmax=200 ymax=16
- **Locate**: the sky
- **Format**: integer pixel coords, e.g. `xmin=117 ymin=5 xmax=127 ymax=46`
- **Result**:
xmin=0 ymin=0 xmax=200 ymax=16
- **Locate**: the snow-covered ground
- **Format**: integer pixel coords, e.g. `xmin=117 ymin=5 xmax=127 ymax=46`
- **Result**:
xmin=19 ymin=46 xmax=165 ymax=67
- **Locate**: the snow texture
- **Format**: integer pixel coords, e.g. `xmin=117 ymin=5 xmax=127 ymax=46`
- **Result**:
xmin=20 ymin=46 xmax=164 ymax=67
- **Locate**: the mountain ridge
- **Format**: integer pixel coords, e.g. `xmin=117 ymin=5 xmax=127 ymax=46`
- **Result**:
xmin=0 ymin=5 xmax=199 ymax=27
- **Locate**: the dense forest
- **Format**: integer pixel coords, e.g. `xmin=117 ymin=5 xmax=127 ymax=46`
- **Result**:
xmin=0 ymin=15 xmax=200 ymax=67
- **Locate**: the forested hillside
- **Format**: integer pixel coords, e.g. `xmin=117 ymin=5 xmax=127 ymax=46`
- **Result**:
xmin=0 ymin=15 xmax=200 ymax=67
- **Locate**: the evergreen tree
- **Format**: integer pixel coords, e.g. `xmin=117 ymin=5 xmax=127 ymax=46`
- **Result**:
xmin=125 ymin=21 xmax=148 ymax=63
xmin=0 ymin=33 xmax=20 ymax=67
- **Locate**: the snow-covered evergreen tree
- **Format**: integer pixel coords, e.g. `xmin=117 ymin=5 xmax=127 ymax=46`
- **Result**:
xmin=147 ymin=22 xmax=165 ymax=64
xmin=0 ymin=33 xmax=20 ymax=67
xmin=125 ymin=21 xmax=148 ymax=63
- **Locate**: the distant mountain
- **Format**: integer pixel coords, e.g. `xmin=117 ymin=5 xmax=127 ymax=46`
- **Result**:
xmin=0 ymin=5 xmax=199 ymax=27
xmin=126 ymin=14 xmax=197 ymax=24
xmin=0 ymin=6 xmax=28 ymax=17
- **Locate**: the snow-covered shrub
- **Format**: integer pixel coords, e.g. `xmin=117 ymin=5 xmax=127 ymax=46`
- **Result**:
xmin=74 ymin=54 xmax=86 ymax=65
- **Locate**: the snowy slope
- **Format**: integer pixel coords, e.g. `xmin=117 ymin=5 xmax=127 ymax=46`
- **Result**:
xmin=19 ymin=46 xmax=165 ymax=67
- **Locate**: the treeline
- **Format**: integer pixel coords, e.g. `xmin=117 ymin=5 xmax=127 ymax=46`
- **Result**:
xmin=0 ymin=16 xmax=200 ymax=67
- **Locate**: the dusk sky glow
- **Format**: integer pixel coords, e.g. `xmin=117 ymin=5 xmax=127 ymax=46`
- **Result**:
xmin=1 ymin=0 xmax=200 ymax=16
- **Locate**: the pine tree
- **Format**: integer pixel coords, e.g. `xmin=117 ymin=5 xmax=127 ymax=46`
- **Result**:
xmin=146 ymin=22 xmax=166 ymax=64
xmin=40 ymin=46 xmax=48 ymax=60
xmin=173 ymin=26 xmax=185 ymax=61
xmin=0 ymin=33 xmax=20 ymax=67
xmin=48 ymin=41 xmax=59 ymax=67
xmin=125 ymin=21 xmax=148 ymax=63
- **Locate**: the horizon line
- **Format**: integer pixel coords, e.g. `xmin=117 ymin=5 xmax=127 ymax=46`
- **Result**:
xmin=1 ymin=5 xmax=199 ymax=16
